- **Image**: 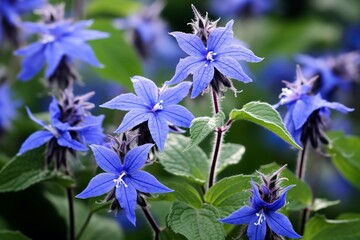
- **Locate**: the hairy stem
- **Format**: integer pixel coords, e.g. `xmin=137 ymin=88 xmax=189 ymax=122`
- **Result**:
xmin=75 ymin=212 xmax=93 ymax=240
xmin=299 ymin=207 xmax=310 ymax=235
xmin=296 ymin=140 xmax=308 ymax=181
xmin=66 ymin=187 xmax=75 ymax=240
xmin=140 ymin=197 xmax=160 ymax=240
xmin=211 ymin=89 xmax=220 ymax=114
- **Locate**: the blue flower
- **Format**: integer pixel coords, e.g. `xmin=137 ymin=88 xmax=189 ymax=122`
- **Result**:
xmin=0 ymin=80 xmax=19 ymax=130
xmin=220 ymin=181 xmax=301 ymax=240
xmin=168 ymin=20 xmax=262 ymax=98
xmin=76 ymin=143 xmax=172 ymax=225
xmin=210 ymin=0 xmax=274 ymax=18
xmin=101 ymin=76 xmax=194 ymax=151
xmin=14 ymin=8 xmax=108 ymax=81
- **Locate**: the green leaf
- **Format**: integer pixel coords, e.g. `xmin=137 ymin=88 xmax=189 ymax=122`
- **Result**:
xmin=303 ymin=215 xmax=360 ymax=240
xmin=311 ymin=198 xmax=340 ymax=212
xmin=86 ymin=0 xmax=139 ymax=17
xmin=327 ymin=131 xmax=360 ymax=190
xmin=185 ymin=112 xmax=225 ymax=151
xmin=204 ymin=174 xmax=254 ymax=216
xmin=0 ymin=147 xmax=74 ymax=193
xmin=158 ymin=134 xmax=209 ymax=184
xmin=160 ymin=228 xmax=187 ymax=240
xmin=0 ymin=230 xmax=30 ymax=240
xmin=88 ymin=19 xmax=142 ymax=90
xmin=230 ymin=101 xmax=302 ymax=149
xmin=163 ymin=182 xmax=203 ymax=208
xmin=216 ymin=143 xmax=245 ymax=175
xmin=167 ymin=202 xmax=225 ymax=240
xmin=259 ymin=163 xmax=313 ymax=211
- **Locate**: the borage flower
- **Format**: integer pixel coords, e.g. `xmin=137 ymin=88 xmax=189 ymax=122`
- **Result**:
xmin=220 ymin=166 xmax=301 ymax=240
xmin=168 ymin=15 xmax=262 ymax=98
xmin=76 ymin=144 xmax=172 ymax=225
xmin=101 ymin=76 xmax=194 ymax=151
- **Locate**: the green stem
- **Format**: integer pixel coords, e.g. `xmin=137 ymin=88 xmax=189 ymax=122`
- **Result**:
xmin=75 ymin=212 xmax=93 ymax=240
xmin=66 ymin=187 xmax=75 ymax=240
xmin=140 ymin=197 xmax=160 ymax=240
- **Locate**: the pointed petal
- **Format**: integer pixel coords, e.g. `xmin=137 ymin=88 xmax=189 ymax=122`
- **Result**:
xmin=129 ymin=170 xmax=173 ymax=193
xmin=18 ymin=130 xmax=53 ymax=155
xmin=57 ymin=131 xmax=88 ymax=151
xmin=148 ymin=113 xmax=169 ymax=151
xmin=116 ymin=183 xmax=137 ymax=226
xmin=131 ymin=76 xmax=158 ymax=108
xmin=191 ymin=64 xmax=214 ymax=98
xmin=207 ymin=20 xmax=234 ymax=52
xmin=14 ymin=42 xmax=44 ymax=56
xmin=100 ymin=93 xmax=147 ymax=111
xmin=90 ymin=145 xmax=123 ymax=174
xmin=114 ymin=110 xmax=151 ymax=133
xmin=250 ymin=180 xmax=267 ymax=208
xmin=266 ymin=212 xmax=301 ymax=239
xmin=74 ymin=29 xmax=109 ymax=41
xmin=76 ymin=115 xmax=105 ymax=145
xmin=159 ymin=81 xmax=192 ymax=106
xmin=161 ymin=105 xmax=194 ymax=128
xmin=219 ymin=45 xmax=263 ymax=62
xmin=167 ymin=56 xmax=204 ymax=85
xmin=124 ymin=144 xmax=153 ymax=173
xmin=21 ymin=22 xmax=48 ymax=34
xmin=247 ymin=214 xmax=267 ymax=240
xmin=76 ymin=173 xmax=115 ymax=198
xmin=45 ymin=42 xmax=65 ymax=78
xmin=169 ymin=31 xmax=206 ymax=56
xmin=26 ymin=107 xmax=46 ymax=127
xmin=267 ymin=185 xmax=295 ymax=212
xmin=16 ymin=43 xmax=45 ymax=81
xmin=49 ymin=97 xmax=61 ymax=121
xmin=220 ymin=206 xmax=257 ymax=225
xmin=213 ymin=57 xmax=252 ymax=83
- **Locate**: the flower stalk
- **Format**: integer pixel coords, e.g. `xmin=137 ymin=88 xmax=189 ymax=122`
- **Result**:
xmin=140 ymin=196 xmax=161 ymax=240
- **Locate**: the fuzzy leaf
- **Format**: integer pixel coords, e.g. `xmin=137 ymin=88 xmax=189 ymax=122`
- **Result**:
xmin=158 ymin=134 xmax=209 ymax=184
xmin=311 ymin=198 xmax=340 ymax=212
xmin=230 ymin=101 xmax=302 ymax=149
xmin=162 ymin=181 xmax=203 ymax=208
xmin=185 ymin=112 xmax=225 ymax=151
xmin=216 ymin=143 xmax=245 ymax=175
xmin=167 ymin=202 xmax=225 ymax=240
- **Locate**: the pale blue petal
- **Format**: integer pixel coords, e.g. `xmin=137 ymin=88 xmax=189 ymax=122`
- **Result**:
xmin=76 ymin=173 xmax=115 ymax=198
xmin=213 ymin=57 xmax=252 ymax=83
xmin=115 ymin=110 xmax=151 ymax=133
xmin=57 ymin=131 xmax=88 ymax=151
xmin=14 ymin=41 xmax=44 ymax=56
xmin=18 ymin=130 xmax=53 ymax=155
xmin=16 ymin=43 xmax=45 ymax=81
xmin=21 ymin=22 xmax=48 ymax=34
xmin=129 ymin=170 xmax=173 ymax=193
xmin=191 ymin=64 xmax=215 ymax=98
xmin=220 ymin=206 xmax=257 ymax=225
xmin=169 ymin=31 xmax=206 ymax=56
xmin=167 ymin=56 xmax=204 ymax=85
xmin=247 ymin=214 xmax=267 ymax=240
xmin=100 ymin=93 xmax=147 ymax=111
xmin=45 ymin=42 xmax=65 ymax=78
xmin=161 ymin=105 xmax=194 ymax=127
xmin=148 ymin=113 xmax=169 ymax=151
xmin=250 ymin=180 xmax=267 ymax=209
xmin=74 ymin=29 xmax=109 ymax=41
xmin=70 ymin=19 xmax=93 ymax=31
xmin=90 ymin=144 xmax=123 ymax=174
xmin=26 ymin=107 xmax=46 ymax=127
xmin=124 ymin=144 xmax=153 ymax=173
xmin=266 ymin=212 xmax=301 ymax=238
xmin=267 ymin=185 xmax=294 ymax=212
xmin=219 ymin=45 xmax=263 ymax=62
xmin=131 ymin=76 xmax=158 ymax=108
xmin=159 ymin=82 xmax=192 ymax=106
xmin=116 ymin=183 xmax=138 ymax=226
xmin=207 ymin=20 xmax=234 ymax=52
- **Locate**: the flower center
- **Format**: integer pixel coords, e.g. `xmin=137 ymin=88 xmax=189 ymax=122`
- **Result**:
xmin=151 ymin=100 xmax=164 ymax=112
xmin=254 ymin=211 xmax=266 ymax=226
xmin=206 ymin=51 xmax=216 ymax=62
xmin=114 ymin=171 xmax=128 ymax=188
xmin=41 ymin=34 xmax=56 ymax=44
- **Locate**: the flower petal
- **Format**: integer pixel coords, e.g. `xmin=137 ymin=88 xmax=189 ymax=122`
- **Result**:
xmin=220 ymin=206 xmax=257 ymax=225
xmin=159 ymin=81 xmax=192 ymax=106
xmin=266 ymin=212 xmax=301 ymax=239
xmin=148 ymin=113 xmax=169 ymax=151
xmin=267 ymin=185 xmax=295 ymax=212
xmin=115 ymin=110 xmax=151 ymax=133
xmin=219 ymin=45 xmax=263 ymax=62
xmin=21 ymin=22 xmax=48 ymax=34
xmin=76 ymin=173 xmax=115 ymax=198
xmin=207 ymin=20 xmax=234 ymax=52
xmin=167 ymin=56 xmax=204 ymax=85
xmin=49 ymin=97 xmax=61 ymax=121
xmin=191 ymin=63 xmax=215 ymax=98
xmin=100 ymin=93 xmax=147 ymax=111
xmin=26 ymin=107 xmax=46 ymax=127
xmin=247 ymin=214 xmax=267 ymax=240
xmin=129 ymin=170 xmax=173 ymax=193
xmin=161 ymin=105 xmax=194 ymax=128
xmin=18 ymin=130 xmax=53 ymax=155
xmin=90 ymin=144 xmax=123 ymax=174
xmin=169 ymin=31 xmax=206 ymax=56
xmin=116 ymin=183 xmax=138 ymax=226
xmin=57 ymin=131 xmax=88 ymax=151
xmin=213 ymin=57 xmax=252 ymax=83
xmin=124 ymin=144 xmax=153 ymax=173
xmin=76 ymin=115 xmax=105 ymax=145
xmin=250 ymin=180 xmax=267 ymax=209
xmin=131 ymin=76 xmax=158 ymax=108
xmin=16 ymin=43 xmax=45 ymax=81
xmin=45 ymin=42 xmax=65 ymax=78
xmin=74 ymin=29 xmax=109 ymax=41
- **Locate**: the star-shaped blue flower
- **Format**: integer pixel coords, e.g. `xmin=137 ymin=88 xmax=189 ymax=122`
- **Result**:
xmin=76 ymin=143 xmax=172 ymax=225
xmin=167 ymin=20 xmax=263 ymax=98
xmin=220 ymin=181 xmax=301 ymax=240
xmin=100 ymin=76 xmax=194 ymax=151
xmin=18 ymin=96 xmax=104 ymax=155
xmin=14 ymin=18 xmax=108 ymax=81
